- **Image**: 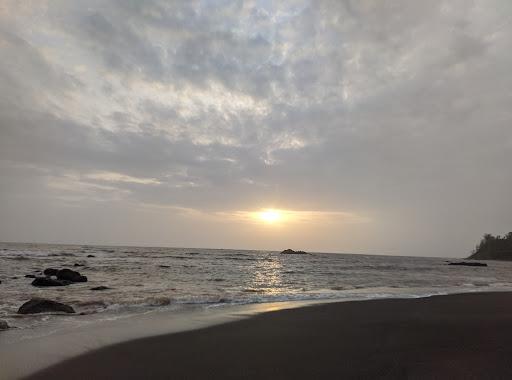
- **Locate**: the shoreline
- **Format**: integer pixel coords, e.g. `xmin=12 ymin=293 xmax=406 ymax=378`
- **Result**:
xmin=3 ymin=287 xmax=483 ymax=379
xmin=0 ymin=297 xmax=347 ymax=380
xmin=17 ymin=291 xmax=512 ymax=379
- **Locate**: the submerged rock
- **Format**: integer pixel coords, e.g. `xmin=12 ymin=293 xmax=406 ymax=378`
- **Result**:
xmin=73 ymin=263 xmax=84 ymax=267
xmin=448 ymin=261 xmax=488 ymax=267
xmin=56 ymin=268 xmax=87 ymax=282
xmin=32 ymin=277 xmax=71 ymax=287
xmin=280 ymin=249 xmax=308 ymax=255
xmin=17 ymin=299 xmax=75 ymax=314
xmin=87 ymin=254 xmax=96 ymax=258
xmin=0 ymin=320 xmax=9 ymax=330
xmin=24 ymin=274 xmax=36 ymax=278
xmin=90 ymin=286 xmax=110 ymax=291
xmin=43 ymin=268 xmax=59 ymax=276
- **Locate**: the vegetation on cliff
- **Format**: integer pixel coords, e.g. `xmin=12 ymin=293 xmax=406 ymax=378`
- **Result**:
xmin=468 ymin=232 xmax=512 ymax=260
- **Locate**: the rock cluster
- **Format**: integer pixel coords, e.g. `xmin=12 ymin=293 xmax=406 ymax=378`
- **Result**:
xmin=32 ymin=277 xmax=71 ymax=287
xmin=32 ymin=268 xmax=88 ymax=287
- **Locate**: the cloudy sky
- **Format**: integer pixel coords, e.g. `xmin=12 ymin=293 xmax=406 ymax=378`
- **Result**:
xmin=1 ymin=1 xmax=511 ymax=256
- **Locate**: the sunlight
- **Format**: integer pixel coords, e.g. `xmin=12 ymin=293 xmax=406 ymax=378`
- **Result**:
xmin=257 ymin=209 xmax=282 ymax=224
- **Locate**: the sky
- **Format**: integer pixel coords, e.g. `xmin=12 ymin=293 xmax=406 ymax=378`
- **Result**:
xmin=0 ymin=0 xmax=511 ymax=257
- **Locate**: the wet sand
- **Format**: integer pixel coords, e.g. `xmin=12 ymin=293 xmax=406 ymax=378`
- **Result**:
xmin=26 ymin=292 xmax=512 ymax=379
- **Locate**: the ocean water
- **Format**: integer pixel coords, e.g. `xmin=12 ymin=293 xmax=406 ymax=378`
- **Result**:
xmin=2 ymin=242 xmax=512 ymax=332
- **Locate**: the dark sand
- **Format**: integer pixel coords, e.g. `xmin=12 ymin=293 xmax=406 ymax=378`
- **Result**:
xmin=27 ymin=292 xmax=512 ymax=379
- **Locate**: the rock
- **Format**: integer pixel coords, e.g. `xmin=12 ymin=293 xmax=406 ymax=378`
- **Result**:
xmin=25 ymin=274 xmax=36 ymax=278
xmin=73 ymin=263 xmax=84 ymax=267
xmin=0 ymin=320 xmax=9 ymax=330
xmin=159 ymin=265 xmax=171 ymax=268
xmin=90 ymin=286 xmax=110 ymax=291
xmin=56 ymin=268 xmax=87 ymax=282
xmin=11 ymin=277 xmax=18 ymax=279
xmin=280 ymin=249 xmax=308 ymax=255
xmin=43 ymin=268 xmax=59 ymax=276
xmin=448 ymin=261 xmax=488 ymax=267
xmin=32 ymin=277 xmax=71 ymax=287
xmin=17 ymin=299 xmax=75 ymax=314
xmin=87 ymin=254 xmax=96 ymax=258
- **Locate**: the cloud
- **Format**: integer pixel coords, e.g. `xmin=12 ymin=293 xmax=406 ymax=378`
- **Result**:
xmin=0 ymin=0 xmax=511 ymax=254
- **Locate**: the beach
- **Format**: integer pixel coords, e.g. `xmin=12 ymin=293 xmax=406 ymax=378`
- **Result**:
xmin=26 ymin=292 xmax=512 ymax=380
xmin=3 ymin=1 xmax=511 ymax=379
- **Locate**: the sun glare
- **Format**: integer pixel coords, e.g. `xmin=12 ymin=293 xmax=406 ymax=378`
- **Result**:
xmin=257 ymin=209 xmax=282 ymax=224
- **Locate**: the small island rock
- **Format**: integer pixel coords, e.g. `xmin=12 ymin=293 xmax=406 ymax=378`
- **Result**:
xmin=280 ymin=249 xmax=308 ymax=255
xmin=0 ymin=320 xmax=9 ymax=330
xmin=448 ymin=261 xmax=487 ymax=267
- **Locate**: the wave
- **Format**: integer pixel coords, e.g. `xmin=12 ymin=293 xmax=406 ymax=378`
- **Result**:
xmin=48 ymin=252 xmax=76 ymax=257
xmin=4 ymin=255 xmax=30 ymax=261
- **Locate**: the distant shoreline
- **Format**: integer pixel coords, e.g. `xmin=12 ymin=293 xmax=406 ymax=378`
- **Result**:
xmin=26 ymin=292 xmax=512 ymax=380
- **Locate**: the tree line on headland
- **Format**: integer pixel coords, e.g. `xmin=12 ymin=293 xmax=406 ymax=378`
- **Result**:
xmin=468 ymin=232 xmax=512 ymax=260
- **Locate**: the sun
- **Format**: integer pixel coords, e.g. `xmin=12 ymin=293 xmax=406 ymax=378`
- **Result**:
xmin=257 ymin=209 xmax=282 ymax=224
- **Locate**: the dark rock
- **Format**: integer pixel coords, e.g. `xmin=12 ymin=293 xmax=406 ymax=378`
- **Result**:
xmin=0 ymin=320 xmax=9 ymax=330
xmin=17 ymin=299 xmax=75 ymax=314
xmin=159 ymin=265 xmax=171 ymax=268
xmin=73 ymin=263 xmax=84 ymax=267
xmin=90 ymin=286 xmax=110 ymax=291
xmin=11 ymin=276 xmax=18 ymax=279
xmin=57 ymin=268 xmax=87 ymax=282
xmin=280 ymin=249 xmax=308 ymax=255
xmin=87 ymin=254 xmax=96 ymax=258
xmin=32 ymin=277 xmax=71 ymax=287
xmin=25 ymin=274 xmax=36 ymax=278
xmin=43 ymin=268 xmax=59 ymax=276
xmin=448 ymin=261 xmax=488 ymax=267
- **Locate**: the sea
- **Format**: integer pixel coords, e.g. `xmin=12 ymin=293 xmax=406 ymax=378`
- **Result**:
xmin=2 ymin=241 xmax=512 ymax=333
xmin=3 ymin=241 xmax=512 ymax=378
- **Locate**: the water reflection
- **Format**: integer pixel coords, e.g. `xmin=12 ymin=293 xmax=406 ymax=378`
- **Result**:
xmin=246 ymin=256 xmax=283 ymax=295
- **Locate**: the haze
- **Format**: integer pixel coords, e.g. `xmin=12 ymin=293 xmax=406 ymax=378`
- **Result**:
xmin=1 ymin=1 xmax=511 ymax=256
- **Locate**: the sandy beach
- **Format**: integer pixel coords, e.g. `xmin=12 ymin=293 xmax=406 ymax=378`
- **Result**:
xmin=25 ymin=292 xmax=512 ymax=380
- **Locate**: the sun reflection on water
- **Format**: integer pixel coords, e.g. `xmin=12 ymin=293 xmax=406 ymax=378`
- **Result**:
xmin=247 ymin=255 xmax=284 ymax=295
